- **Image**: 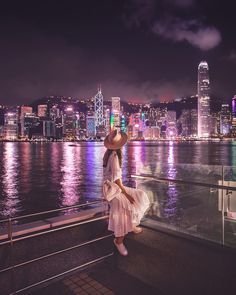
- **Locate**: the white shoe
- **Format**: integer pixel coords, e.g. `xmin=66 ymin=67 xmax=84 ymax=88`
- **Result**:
xmin=114 ymin=239 xmax=128 ymax=256
xmin=133 ymin=226 xmax=143 ymax=234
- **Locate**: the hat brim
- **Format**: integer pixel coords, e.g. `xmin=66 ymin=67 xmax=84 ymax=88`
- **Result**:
xmin=104 ymin=132 xmax=128 ymax=150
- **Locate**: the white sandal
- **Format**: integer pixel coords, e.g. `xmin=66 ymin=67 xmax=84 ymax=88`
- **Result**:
xmin=114 ymin=239 xmax=128 ymax=256
xmin=133 ymin=226 xmax=143 ymax=234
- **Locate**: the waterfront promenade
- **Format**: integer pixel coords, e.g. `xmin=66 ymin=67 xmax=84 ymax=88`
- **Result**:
xmin=30 ymin=227 xmax=236 ymax=295
xmin=1 ymin=212 xmax=235 ymax=295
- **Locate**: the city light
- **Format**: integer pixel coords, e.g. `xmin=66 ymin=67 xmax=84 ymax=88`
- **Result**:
xmin=0 ymin=68 xmax=235 ymax=142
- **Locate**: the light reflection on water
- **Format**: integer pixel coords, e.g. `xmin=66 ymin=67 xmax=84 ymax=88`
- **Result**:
xmin=60 ymin=143 xmax=81 ymax=206
xmin=0 ymin=141 xmax=235 ymax=219
xmin=1 ymin=143 xmax=20 ymax=217
xmin=163 ymin=141 xmax=179 ymax=221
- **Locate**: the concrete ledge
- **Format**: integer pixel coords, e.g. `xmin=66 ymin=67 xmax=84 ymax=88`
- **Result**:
xmin=0 ymin=204 xmax=108 ymax=241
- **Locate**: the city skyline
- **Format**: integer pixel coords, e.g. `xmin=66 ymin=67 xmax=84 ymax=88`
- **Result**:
xmin=0 ymin=1 xmax=236 ymax=105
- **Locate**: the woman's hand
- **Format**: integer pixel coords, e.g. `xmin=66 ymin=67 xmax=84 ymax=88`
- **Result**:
xmin=124 ymin=192 xmax=135 ymax=204
xmin=114 ymin=179 xmax=135 ymax=204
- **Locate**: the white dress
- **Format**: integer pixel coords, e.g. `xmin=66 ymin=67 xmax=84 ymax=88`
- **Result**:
xmin=103 ymin=151 xmax=150 ymax=237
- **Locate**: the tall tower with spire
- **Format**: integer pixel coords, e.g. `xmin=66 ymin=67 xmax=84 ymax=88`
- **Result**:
xmin=94 ymin=85 xmax=105 ymax=130
xmin=198 ymin=61 xmax=210 ymax=138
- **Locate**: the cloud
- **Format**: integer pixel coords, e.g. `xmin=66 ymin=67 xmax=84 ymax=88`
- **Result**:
xmin=152 ymin=18 xmax=222 ymax=51
xmin=124 ymin=0 xmax=222 ymax=51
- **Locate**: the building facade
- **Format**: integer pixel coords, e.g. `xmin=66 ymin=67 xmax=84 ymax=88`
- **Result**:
xmin=232 ymin=95 xmax=236 ymax=136
xmin=198 ymin=61 xmax=210 ymax=137
xmin=111 ymin=97 xmax=120 ymax=130
xmin=86 ymin=116 xmax=96 ymax=137
xmin=4 ymin=111 xmax=19 ymax=140
xmin=220 ymin=104 xmax=231 ymax=135
xmin=38 ymin=105 xmax=48 ymax=117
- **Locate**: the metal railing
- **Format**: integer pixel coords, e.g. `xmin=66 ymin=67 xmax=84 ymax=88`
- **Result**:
xmin=131 ymin=173 xmax=236 ymax=247
xmin=0 ymin=200 xmax=106 ymax=243
xmin=131 ymin=173 xmax=236 ymax=191
xmin=0 ymin=200 xmax=113 ymax=295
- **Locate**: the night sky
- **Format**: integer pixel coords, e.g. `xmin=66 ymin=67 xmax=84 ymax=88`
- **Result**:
xmin=0 ymin=0 xmax=235 ymax=105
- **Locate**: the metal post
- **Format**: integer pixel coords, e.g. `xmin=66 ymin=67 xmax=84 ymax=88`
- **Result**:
xmin=8 ymin=218 xmax=15 ymax=294
xmin=221 ymin=166 xmax=225 ymax=245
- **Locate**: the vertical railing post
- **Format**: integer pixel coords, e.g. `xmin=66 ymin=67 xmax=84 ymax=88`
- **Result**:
xmin=8 ymin=218 xmax=15 ymax=294
xmin=221 ymin=166 xmax=225 ymax=245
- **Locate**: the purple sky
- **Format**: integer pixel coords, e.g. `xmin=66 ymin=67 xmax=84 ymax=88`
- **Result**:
xmin=0 ymin=0 xmax=235 ymax=105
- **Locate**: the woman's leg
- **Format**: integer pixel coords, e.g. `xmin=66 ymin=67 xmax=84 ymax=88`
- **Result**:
xmin=115 ymin=236 xmax=124 ymax=244
xmin=114 ymin=235 xmax=128 ymax=256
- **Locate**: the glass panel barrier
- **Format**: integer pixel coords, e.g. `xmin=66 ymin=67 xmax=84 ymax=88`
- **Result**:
xmin=222 ymin=166 xmax=236 ymax=248
xmin=133 ymin=164 xmax=236 ymax=248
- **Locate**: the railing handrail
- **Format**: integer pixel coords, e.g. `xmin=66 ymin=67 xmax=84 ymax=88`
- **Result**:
xmin=0 ymin=200 xmax=104 ymax=224
xmin=131 ymin=174 xmax=236 ymax=191
xmin=0 ymin=214 xmax=109 ymax=246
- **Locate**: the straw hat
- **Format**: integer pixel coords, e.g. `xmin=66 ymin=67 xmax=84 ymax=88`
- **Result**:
xmin=104 ymin=129 xmax=128 ymax=150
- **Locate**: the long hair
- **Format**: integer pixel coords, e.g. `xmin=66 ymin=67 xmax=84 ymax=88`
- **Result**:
xmin=103 ymin=149 xmax=122 ymax=168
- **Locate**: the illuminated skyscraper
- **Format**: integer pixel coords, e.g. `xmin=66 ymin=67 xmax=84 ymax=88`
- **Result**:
xmin=94 ymin=86 xmax=105 ymax=130
xmin=21 ymin=113 xmax=40 ymax=138
xmin=20 ymin=106 xmax=33 ymax=137
xmin=50 ymin=105 xmax=61 ymax=121
xmin=104 ymin=108 xmax=111 ymax=134
xmin=63 ymin=106 xmax=76 ymax=139
xmin=4 ymin=111 xmax=18 ymax=140
xmin=43 ymin=121 xmax=56 ymax=138
xmin=179 ymin=109 xmax=198 ymax=137
xmin=220 ymin=104 xmax=231 ymax=135
xmin=232 ymin=95 xmax=236 ymax=136
xmin=38 ymin=105 xmax=48 ymax=117
xmin=111 ymin=97 xmax=120 ymax=129
xmin=21 ymin=106 xmax=33 ymax=116
xmin=198 ymin=61 xmax=210 ymax=137
xmin=86 ymin=116 xmax=96 ymax=137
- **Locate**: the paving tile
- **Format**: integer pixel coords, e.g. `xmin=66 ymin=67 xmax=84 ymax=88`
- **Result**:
xmin=98 ymin=286 xmax=110 ymax=293
xmin=30 ymin=262 xmax=159 ymax=295
xmin=85 ymin=286 xmax=96 ymax=294
xmin=79 ymin=273 xmax=89 ymax=279
xmin=81 ymin=283 xmax=92 ymax=290
xmin=78 ymin=280 xmax=88 ymax=286
xmin=94 ymin=283 xmax=105 ymax=289
xmin=74 ymin=286 xmax=83 ymax=292
xmin=89 ymin=280 xmax=100 ymax=286
xmin=71 ymin=277 xmax=80 ymax=283
xmin=84 ymin=277 xmax=94 ymax=283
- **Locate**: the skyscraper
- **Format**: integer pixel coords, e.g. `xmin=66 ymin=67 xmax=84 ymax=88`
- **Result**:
xmin=38 ymin=105 xmax=48 ymax=117
xmin=86 ymin=116 xmax=96 ymax=137
xmin=220 ymin=104 xmax=231 ymax=135
xmin=4 ymin=111 xmax=19 ymax=140
xmin=232 ymin=95 xmax=236 ymax=136
xmin=20 ymin=106 xmax=33 ymax=137
xmin=63 ymin=106 xmax=76 ymax=139
xmin=111 ymin=97 xmax=120 ymax=129
xmin=198 ymin=61 xmax=210 ymax=137
xmin=94 ymin=86 xmax=105 ymax=130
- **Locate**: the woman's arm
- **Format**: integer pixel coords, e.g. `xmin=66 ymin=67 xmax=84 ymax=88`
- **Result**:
xmin=114 ymin=178 xmax=135 ymax=204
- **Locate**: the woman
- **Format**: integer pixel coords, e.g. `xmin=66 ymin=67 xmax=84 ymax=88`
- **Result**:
xmin=103 ymin=129 xmax=150 ymax=256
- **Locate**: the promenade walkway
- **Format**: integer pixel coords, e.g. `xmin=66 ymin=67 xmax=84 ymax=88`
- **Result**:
xmin=29 ymin=226 xmax=236 ymax=295
xmin=31 ymin=263 xmax=159 ymax=295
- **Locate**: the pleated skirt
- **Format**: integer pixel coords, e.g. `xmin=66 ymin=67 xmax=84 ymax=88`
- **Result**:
xmin=108 ymin=186 xmax=150 ymax=237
